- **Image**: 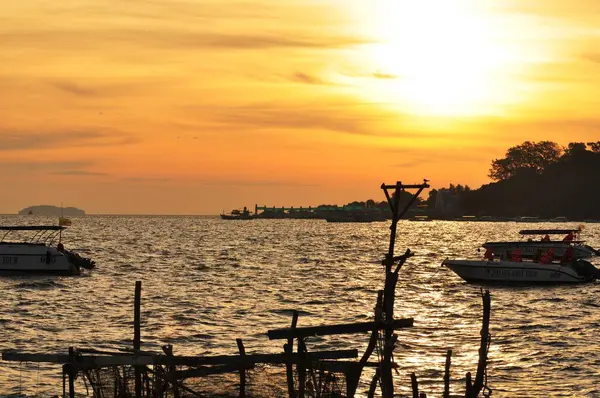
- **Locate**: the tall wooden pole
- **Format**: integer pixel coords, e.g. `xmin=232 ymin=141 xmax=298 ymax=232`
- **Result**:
xmin=379 ymin=181 xmax=429 ymax=397
xmin=134 ymin=281 xmax=142 ymax=398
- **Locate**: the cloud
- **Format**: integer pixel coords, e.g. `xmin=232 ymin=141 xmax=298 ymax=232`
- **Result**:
xmin=372 ymin=72 xmax=397 ymax=79
xmin=2 ymin=29 xmax=370 ymax=52
xmin=213 ymin=106 xmax=368 ymax=135
xmin=289 ymin=72 xmax=328 ymax=85
xmin=52 ymin=170 xmax=108 ymax=176
xmin=0 ymin=160 xmax=100 ymax=175
xmin=200 ymin=179 xmax=318 ymax=187
xmin=582 ymin=53 xmax=600 ymax=64
xmin=51 ymin=81 xmax=97 ymax=96
xmin=124 ymin=177 xmax=171 ymax=182
xmin=0 ymin=130 xmax=139 ymax=151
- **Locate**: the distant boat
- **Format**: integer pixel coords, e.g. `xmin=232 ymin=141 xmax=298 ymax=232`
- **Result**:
xmin=0 ymin=225 xmax=95 ymax=275
xmin=221 ymin=207 xmax=254 ymax=220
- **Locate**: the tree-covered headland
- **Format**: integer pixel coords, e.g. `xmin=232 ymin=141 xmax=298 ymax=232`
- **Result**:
xmin=448 ymin=141 xmax=600 ymax=220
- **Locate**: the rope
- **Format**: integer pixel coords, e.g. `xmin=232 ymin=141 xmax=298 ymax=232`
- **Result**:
xmin=425 ymin=261 xmax=445 ymax=283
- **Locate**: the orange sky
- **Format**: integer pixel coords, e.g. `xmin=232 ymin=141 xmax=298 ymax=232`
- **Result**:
xmin=1 ymin=0 xmax=599 ymax=214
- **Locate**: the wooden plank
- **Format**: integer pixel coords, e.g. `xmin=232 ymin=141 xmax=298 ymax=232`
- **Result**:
xmin=176 ymin=363 xmax=246 ymax=379
xmin=381 ymin=183 xmax=430 ymax=190
xmin=267 ymin=318 xmax=413 ymax=340
xmin=175 ymin=360 xmax=376 ymax=382
xmin=1 ymin=352 xmax=155 ymax=366
xmin=1 ymin=349 xmax=358 ymax=367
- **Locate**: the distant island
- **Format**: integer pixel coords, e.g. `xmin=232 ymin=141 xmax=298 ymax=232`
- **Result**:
xmin=18 ymin=205 xmax=86 ymax=216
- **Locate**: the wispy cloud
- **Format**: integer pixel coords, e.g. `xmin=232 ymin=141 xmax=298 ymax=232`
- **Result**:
xmin=2 ymin=29 xmax=370 ymax=52
xmin=0 ymin=130 xmax=139 ymax=151
xmin=0 ymin=160 xmax=98 ymax=174
xmin=52 ymin=170 xmax=108 ymax=176
xmin=51 ymin=81 xmax=97 ymax=96
xmin=200 ymin=179 xmax=318 ymax=187
xmin=372 ymin=72 xmax=398 ymax=79
xmin=289 ymin=72 xmax=328 ymax=85
xmin=124 ymin=177 xmax=171 ymax=182
xmin=582 ymin=53 xmax=600 ymax=64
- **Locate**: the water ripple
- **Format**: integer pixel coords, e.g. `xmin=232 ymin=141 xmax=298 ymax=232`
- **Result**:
xmin=0 ymin=216 xmax=599 ymax=396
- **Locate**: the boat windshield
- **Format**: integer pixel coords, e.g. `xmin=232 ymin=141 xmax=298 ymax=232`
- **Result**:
xmin=0 ymin=226 xmax=66 ymax=245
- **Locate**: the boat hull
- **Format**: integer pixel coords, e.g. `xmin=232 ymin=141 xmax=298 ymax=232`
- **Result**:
xmin=220 ymin=215 xmax=253 ymax=220
xmin=0 ymin=244 xmax=80 ymax=275
xmin=442 ymin=259 xmax=596 ymax=284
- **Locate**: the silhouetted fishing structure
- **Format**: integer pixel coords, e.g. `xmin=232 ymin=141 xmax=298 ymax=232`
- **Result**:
xmin=2 ymin=180 xmax=493 ymax=397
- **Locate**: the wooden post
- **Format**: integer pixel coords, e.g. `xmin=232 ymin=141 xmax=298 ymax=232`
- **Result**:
xmin=465 ymin=372 xmax=472 ymax=392
xmin=443 ymin=349 xmax=452 ymax=398
xmin=410 ymin=372 xmax=419 ymax=398
xmin=466 ymin=290 xmax=491 ymax=398
xmin=286 ymin=311 xmax=299 ymax=398
xmin=134 ymin=281 xmax=142 ymax=398
xmin=67 ymin=347 xmax=75 ymax=398
xmin=381 ymin=334 xmax=398 ymax=396
xmin=367 ymin=369 xmax=380 ymax=398
xmin=162 ymin=344 xmax=180 ymax=398
xmin=236 ymin=338 xmax=246 ymax=398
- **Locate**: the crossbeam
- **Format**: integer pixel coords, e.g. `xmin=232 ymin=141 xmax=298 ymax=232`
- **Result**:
xmin=380 ymin=183 xmax=430 ymax=190
xmin=2 ymin=349 xmax=358 ymax=368
xmin=267 ymin=318 xmax=413 ymax=340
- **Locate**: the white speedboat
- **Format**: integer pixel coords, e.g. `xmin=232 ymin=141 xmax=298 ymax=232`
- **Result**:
xmin=482 ymin=228 xmax=598 ymax=260
xmin=0 ymin=226 xmax=95 ymax=276
xmin=443 ymin=258 xmax=599 ymax=284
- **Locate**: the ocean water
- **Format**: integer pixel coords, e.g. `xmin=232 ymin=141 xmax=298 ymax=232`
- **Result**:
xmin=0 ymin=215 xmax=599 ymax=397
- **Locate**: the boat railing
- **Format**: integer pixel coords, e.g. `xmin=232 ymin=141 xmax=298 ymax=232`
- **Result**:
xmin=0 ymin=226 xmax=66 ymax=246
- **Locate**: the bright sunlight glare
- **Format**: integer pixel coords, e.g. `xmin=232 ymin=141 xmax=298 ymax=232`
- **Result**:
xmin=356 ymin=0 xmax=525 ymax=117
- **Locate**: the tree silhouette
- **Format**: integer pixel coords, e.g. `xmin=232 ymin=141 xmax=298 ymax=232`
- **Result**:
xmin=587 ymin=141 xmax=600 ymax=153
xmin=489 ymin=141 xmax=563 ymax=181
xmin=462 ymin=140 xmax=600 ymax=219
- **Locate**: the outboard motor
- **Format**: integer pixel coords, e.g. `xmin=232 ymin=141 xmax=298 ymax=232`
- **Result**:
xmin=64 ymin=250 xmax=96 ymax=270
xmin=570 ymin=259 xmax=600 ymax=280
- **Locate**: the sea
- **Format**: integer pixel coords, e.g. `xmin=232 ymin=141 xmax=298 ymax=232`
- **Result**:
xmin=0 ymin=215 xmax=599 ymax=397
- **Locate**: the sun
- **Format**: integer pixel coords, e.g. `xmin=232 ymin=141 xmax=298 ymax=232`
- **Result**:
xmin=354 ymin=0 xmax=521 ymax=117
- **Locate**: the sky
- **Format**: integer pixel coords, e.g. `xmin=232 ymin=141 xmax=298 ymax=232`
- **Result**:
xmin=1 ymin=0 xmax=600 ymax=214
